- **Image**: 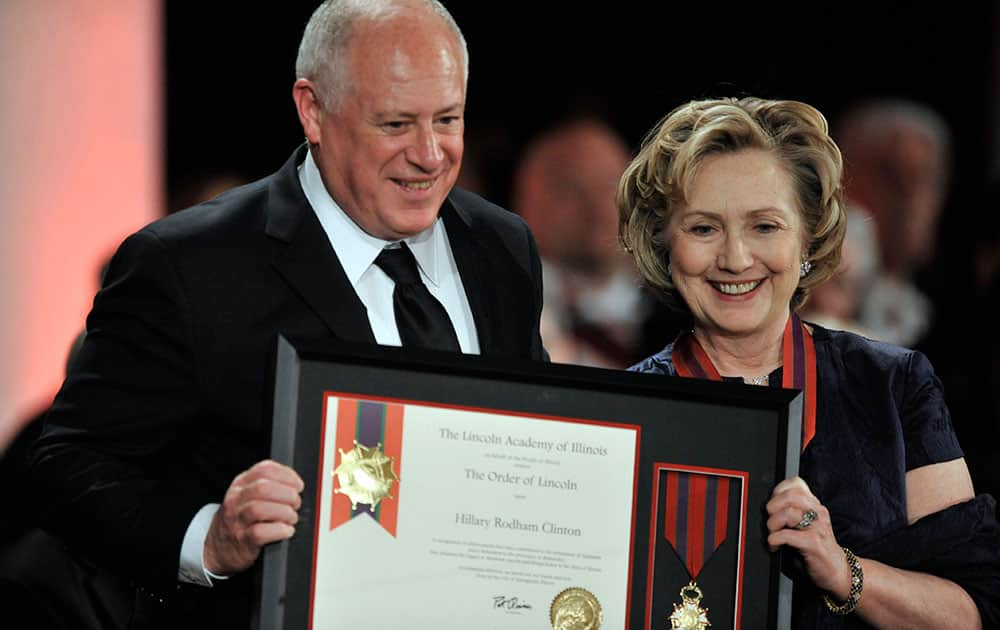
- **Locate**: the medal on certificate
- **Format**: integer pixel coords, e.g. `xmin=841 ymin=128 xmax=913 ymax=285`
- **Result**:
xmin=333 ymin=439 xmax=399 ymax=510
xmin=662 ymin=470 xmax=731 ymax=629
xmin=550 ymin=587 xmax=602 ymax=630
xmin=328 ymin=399 xmax=405 ymax=537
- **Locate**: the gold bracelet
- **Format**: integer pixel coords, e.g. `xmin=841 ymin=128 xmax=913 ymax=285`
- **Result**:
xmin=822 ymin=546 xmax=863 ymax=615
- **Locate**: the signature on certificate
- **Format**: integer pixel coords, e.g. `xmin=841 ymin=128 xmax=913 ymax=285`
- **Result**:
xmin=493 ymin=595 xmax=533 ymax=611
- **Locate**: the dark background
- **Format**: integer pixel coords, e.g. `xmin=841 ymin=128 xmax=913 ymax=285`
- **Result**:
xmin=164 ymin=2 xmax=1000 ymax=499
xmin=165 ymin=2 xmax=998 ymax=213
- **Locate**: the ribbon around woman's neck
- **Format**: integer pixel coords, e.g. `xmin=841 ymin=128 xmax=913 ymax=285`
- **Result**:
xmin=672 ymin=313 xmax=816 ymax=451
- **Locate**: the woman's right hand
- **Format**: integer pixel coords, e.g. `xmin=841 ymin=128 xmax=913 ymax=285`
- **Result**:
xmin=765 ymin=476 xmax=852 ymax=600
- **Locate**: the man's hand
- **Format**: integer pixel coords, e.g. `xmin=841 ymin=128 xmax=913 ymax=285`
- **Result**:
xmin=204 ymin=459 xmax=304 ymax=576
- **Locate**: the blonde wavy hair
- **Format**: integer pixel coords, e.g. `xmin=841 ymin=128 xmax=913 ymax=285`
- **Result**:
xmin=617 ymin=97 xmax=847 ymax=313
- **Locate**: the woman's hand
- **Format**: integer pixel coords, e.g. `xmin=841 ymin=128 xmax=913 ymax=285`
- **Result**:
xmin=766 ymin=476 xmax=851 ymax=600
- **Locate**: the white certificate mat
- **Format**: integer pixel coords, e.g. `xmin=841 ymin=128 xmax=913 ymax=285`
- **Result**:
xmin=309 ymin=393 xmax=640 ymax=629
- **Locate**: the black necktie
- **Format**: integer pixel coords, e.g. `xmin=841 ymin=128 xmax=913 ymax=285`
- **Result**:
xmin=374 ymin=243 xmax=461 ymax=351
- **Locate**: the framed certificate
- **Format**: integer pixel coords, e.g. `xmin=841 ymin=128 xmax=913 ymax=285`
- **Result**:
xmin=257 ymin=336 xmax=801 ymax=629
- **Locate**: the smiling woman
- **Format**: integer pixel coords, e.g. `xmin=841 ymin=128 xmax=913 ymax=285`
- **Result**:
xmin=666 ymin=149 xmax=806 ymax=353
xmin=619 ymin=97 xmax=1000 ymax=628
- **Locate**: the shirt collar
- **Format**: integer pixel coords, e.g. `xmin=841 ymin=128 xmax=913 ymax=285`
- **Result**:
xmin=298 ymin=148 xmax=445 ymax=287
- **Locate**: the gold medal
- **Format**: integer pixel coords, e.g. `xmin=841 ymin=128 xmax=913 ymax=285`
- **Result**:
xmin=332 ymin=440 xmax=399 ymax=510
xmin=669 ymin=581 xmax=710 ymax=629
xmin=550 ymin=587 xmax=602 ymax=630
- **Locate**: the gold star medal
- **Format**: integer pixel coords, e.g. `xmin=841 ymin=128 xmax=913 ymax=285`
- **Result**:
xmin=550 ymin=587 xmax=602 ymax=630
xmin=669 ymin=581 xmax=710 ymax=629
xmin=332 ymin=440 xmax=399 ymax=510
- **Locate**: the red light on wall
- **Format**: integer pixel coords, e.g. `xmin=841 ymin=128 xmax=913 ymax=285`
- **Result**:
xmin=0 ymin=0 xmax=162 ymax=450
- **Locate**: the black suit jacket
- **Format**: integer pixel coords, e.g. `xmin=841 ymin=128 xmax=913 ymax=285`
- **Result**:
xmin=30 ymin=145 xmax=546 ymax=627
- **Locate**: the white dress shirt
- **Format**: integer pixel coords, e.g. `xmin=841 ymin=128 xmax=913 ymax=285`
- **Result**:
xmin=298 ymin=149 xmax=479 ymax=352
xmin=178 ymin=149 xmax=479 ymax=586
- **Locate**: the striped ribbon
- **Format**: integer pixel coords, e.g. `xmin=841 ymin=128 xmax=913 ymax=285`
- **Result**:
xmin=672 ymin=313 xmax=817 ymax=451
xmin=329 ymin=398 xmax=404 ymax=536
xmin=662 ymin=471 xmax=731 ymax=579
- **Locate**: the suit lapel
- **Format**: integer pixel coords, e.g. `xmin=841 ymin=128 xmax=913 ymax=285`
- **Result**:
xmin=264 ymin=145 xmax=376 ymax=344
xmin=260 ymin=153 xmax=531 ymax=354
xmin=443 ymin=202 xmax=495 ymax=353
xmin=443 ymin=194 xmax=537 ymax=357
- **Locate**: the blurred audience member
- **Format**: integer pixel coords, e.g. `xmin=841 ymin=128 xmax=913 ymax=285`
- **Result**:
xmin=834 ymin=99 xmax=951 ymax=347
xmin=513 ymin=118 xmax=649 ymax=367
xmin=802 ymin=207 xmax=880 ymax=338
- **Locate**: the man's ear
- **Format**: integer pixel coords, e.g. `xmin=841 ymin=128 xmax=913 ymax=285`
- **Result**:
xmin=293 ymin=78 xmax=324 ymax=144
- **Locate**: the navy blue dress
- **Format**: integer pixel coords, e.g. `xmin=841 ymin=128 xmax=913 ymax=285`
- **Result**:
xmin=631 ymin=324 xmax=1000 ymax=628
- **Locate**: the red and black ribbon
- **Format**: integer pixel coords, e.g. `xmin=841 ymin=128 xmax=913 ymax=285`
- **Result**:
xmin=672 ymin=313 xmax=817 ymax=451
xmin=662 ymin=471 xmax=730 ymax=579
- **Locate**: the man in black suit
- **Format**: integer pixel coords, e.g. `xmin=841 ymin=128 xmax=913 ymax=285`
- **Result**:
xmin=29 ymin=1 xmax=545 ymax=627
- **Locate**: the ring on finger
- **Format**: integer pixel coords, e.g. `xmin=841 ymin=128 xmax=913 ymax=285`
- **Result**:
xmin=795 ymin=508 xmax=818 ymax=530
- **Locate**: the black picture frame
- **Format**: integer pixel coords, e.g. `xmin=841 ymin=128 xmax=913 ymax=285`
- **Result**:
xmin=257 ymin=335 xmax=801 ymax=629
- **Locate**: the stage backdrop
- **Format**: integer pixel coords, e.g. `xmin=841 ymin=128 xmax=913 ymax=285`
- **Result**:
xmin=0 ymin=0 xmax=162 ymax=450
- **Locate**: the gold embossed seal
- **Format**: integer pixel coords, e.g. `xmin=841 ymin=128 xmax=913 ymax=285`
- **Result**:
xmin=332 ymin=440 xmax=399 ymax=510
xmin=550 ymin=587 xmax=602 ymax=630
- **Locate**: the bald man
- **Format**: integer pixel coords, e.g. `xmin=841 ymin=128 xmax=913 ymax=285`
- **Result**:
xmin=31 ymin=2 xmax=545 ymax=627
